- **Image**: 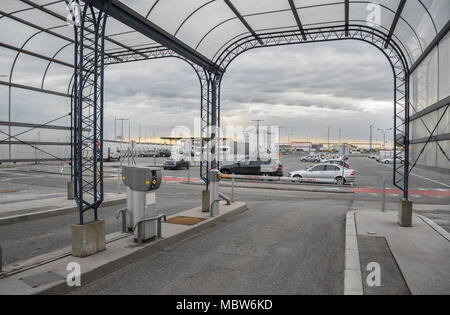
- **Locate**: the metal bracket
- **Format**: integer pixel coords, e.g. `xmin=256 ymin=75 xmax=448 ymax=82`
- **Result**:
xmin=133 ymin=214 xmax=167 ymax=246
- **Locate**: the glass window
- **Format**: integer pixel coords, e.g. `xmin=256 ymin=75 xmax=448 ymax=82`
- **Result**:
xmin=410 ymin=47 xmax=438 ymax=112
xmin=437 ymin=107 xmax=449 ymax=136
xmin=311 ymin=165 xmax=326 ymax=172
xmin=325 ymin=165 xmax=339 ymax=171
xmin=439 ymin=32 xmax=450 ymax=101
xmin=436 ymin=140 xmax=450 ymax=169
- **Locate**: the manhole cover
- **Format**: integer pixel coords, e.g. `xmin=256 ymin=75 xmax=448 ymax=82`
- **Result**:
xmin=166 ymin=216 xmax=206 ymax=226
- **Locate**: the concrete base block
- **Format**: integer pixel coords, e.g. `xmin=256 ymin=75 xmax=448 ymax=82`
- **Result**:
xmin=71 ymin=220 xmax=106 ymax=258
xmin=398 ymin=199 xmax=413 ymax=227
xmin=202 ymin=190 xmax=209 ymax=213
xmin=67 ymin=181 xmax=74 ymax=200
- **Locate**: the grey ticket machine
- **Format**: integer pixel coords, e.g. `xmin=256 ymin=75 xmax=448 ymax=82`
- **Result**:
xmin=122 ymin=166 xmax=162 ymax=242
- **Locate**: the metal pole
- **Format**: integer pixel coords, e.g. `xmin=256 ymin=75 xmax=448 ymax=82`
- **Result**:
xmin=117 ymin=164 xmax=121 ymax=194
xmin=252 ymin=120 xmax=264 ymax=160
xmin=382 ymin=178 xmax=386 ymax=212
xmin=327 ymin=125 xmax=331 ymax=152
xmin=0 ymin=245 xmax=3 ymax=272
xmin=231 ymin=177 xmax=235 ymax=203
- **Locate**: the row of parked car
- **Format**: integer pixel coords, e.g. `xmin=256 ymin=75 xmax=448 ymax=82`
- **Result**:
xmin=368 ymin=155 xmax=404 ymax=164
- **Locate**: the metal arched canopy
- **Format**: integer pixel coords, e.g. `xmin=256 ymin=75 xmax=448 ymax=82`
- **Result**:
xmin=1 ymin=0 xmax=449 ymax=96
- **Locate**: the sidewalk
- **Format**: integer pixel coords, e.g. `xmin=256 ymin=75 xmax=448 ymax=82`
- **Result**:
xmin=0 ymin=193 xmax=127 ymax=224
xmin=347 ymin=210 xmax=450 ymax=295
xmin=0 ymin=202 xmax=247 ymax=295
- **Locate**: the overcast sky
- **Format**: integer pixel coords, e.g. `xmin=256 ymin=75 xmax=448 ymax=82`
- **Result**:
xmin=103 ymin=39 xmax=394 ymax=144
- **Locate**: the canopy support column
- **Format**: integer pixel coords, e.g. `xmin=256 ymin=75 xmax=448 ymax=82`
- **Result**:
xmin=68 ymin=0 xmax=111 ymax=224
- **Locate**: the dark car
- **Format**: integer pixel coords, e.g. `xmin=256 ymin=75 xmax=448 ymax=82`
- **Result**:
xmin=220 ymin=159 xmax=283 ymax=176
xmin=158 ymin=149 xmax=172 ymax=157
xmin=163 ymin=156 xmax=190 ymax=170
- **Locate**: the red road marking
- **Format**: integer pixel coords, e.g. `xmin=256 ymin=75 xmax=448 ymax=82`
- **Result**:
xmin=354 ymin=187 xmax=450 ymax=197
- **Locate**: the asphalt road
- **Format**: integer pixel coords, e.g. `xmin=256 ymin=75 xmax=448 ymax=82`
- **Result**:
xmin=73 ymin=193 xmax=349 ymax=295
xmin=0 ymin=156 xmax=448 ymax=294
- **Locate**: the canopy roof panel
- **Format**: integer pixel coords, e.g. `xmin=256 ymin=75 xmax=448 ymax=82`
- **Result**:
xmin=1 ymin=0 xmax=449 ymax=92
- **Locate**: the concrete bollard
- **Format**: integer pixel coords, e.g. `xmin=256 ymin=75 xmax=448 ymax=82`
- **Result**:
xmin=67 ymin=181 xmax=74 ymax=200
xmin=202 ymin=190 xmax=210 ymax=212
xmin=231 ymin=178 xmax=235 ymax=203
xmin=381 ymin=179 xmax=386 ymax=212
xmin=398 ymin=199 xmax=413 ymax=227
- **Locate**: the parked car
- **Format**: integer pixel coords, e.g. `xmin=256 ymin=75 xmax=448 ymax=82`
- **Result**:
xmin=158 ymin=149 xmax=172 ymax=157
xmin=289 ymin=164 xmax=355 ymax=185
xmin=300 ymin=154 xmax=322 ymax=163
xmin=381 ymin=157 xmax=403 ymax=164
xmin=220 ymin=159 xmax=283 ymax=176
xmin=322 ymin=159 xmax=350 ymax=168
xmin=103 ymin=146 xmax=120 ymax=162
xmin=368 ymin=155 xmax=378 ymax=159
xmin=163 ymin=156 xmax=190 ymax=170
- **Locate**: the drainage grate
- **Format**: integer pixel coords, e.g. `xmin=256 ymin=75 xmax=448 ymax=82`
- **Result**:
xmin=166 ymin=216 xmax=206 ymax=226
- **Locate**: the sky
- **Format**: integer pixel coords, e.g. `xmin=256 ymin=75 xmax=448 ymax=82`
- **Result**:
xmin=103 ymin=39 xmax=395 ymax=145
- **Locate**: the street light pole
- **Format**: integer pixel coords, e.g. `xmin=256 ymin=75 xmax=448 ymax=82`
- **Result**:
xmin=377 ymin=128 xmax=392 ymax=155
xmin=252 ymin=120 xmax=264 ymax=160
xmin=327 ymin=126 xmax=331 ymax=151
xmin=369 ymin=124 xmax=375 ymax=152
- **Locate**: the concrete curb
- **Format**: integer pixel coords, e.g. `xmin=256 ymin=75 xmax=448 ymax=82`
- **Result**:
xmin=344 ymin=211 xmax=364 ymax=295
xmin=416 ymin=214 xmax=450 ymax=242
xmin=37 ymin=202 xmax=248 ymax=295
xmin=0 ymin=197 xmax=127 ymax=226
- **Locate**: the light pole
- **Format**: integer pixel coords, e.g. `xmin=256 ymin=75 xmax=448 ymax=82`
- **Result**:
xmin=327 ymin=125 xmax=331 ymax=152
xmin=377 ymin=128 xmax=392 ymax=152
xmin=116 ymin=118 xmax=130 ymax=142
xmin=370 ymin=124 xmax=375 ymax=152
xmin=252 ymin=120 xmax=264 ymax=160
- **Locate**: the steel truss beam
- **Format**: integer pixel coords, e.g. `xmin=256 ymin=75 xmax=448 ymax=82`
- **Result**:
xmin=384 ymin=0 xmax=406 ymax=49
xmin=85 ymin=0 xmax=222 ymax=73
xmin=68 ymin=0 xmax=111 ymax=224
xmin=224 ymin=0 xmax=263 ymax=45
xmin=214 ymin=25 xmax=411 ymax=199
xmin=75 ymin=25 xmax=418 ymax=201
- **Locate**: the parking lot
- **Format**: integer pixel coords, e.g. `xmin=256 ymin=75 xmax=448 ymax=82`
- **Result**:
xmin=1 ymin=155 xmax=449 ymax=266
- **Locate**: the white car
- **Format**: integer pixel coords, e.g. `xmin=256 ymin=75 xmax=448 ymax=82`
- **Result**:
xmin=381 ymin=157 xmax=403 ymax=164
xmin=289 ymin=164 xmax=355 ymax=185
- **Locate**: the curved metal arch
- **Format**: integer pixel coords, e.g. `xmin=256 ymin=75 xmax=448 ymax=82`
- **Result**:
xmin=41 ymin=42 xmax=73 ymax=89
xmin=216 ymin=25 xmax=408 ymax=76
xmin=212 ymin=24 xmax=410 ymax=198
xmin=417 ymin=0 xmax=439 ymax=34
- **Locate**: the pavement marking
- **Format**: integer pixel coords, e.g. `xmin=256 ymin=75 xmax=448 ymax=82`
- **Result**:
xmin=354 ymin=187 xmax=450 ymax=197
xmin=344 ymin=211 xmax=364 ymax=295
xmin=409 ymin=173 xmax=450 ymax=188
xmin=416 ymin=214 xmax=450 ymax=242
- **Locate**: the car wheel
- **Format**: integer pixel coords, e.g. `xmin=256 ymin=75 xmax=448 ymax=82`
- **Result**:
xmin=293 ymin=175 xmax=302 ymax=182
xmin=314 ymin=159 xmax=319 ymax=163
xmin=384 ymin=161 xmax=389 ymax=164
xmin=335 ymin=176 xmax=345 ymax=185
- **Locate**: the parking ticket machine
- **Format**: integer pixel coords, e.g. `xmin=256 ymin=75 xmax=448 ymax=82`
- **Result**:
xmin=122 ymin=166 xmax=162 ymax=242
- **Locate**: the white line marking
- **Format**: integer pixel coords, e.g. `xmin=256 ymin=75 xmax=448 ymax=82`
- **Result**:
xmin=409 ymin=173 xmax=450 ymax=188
